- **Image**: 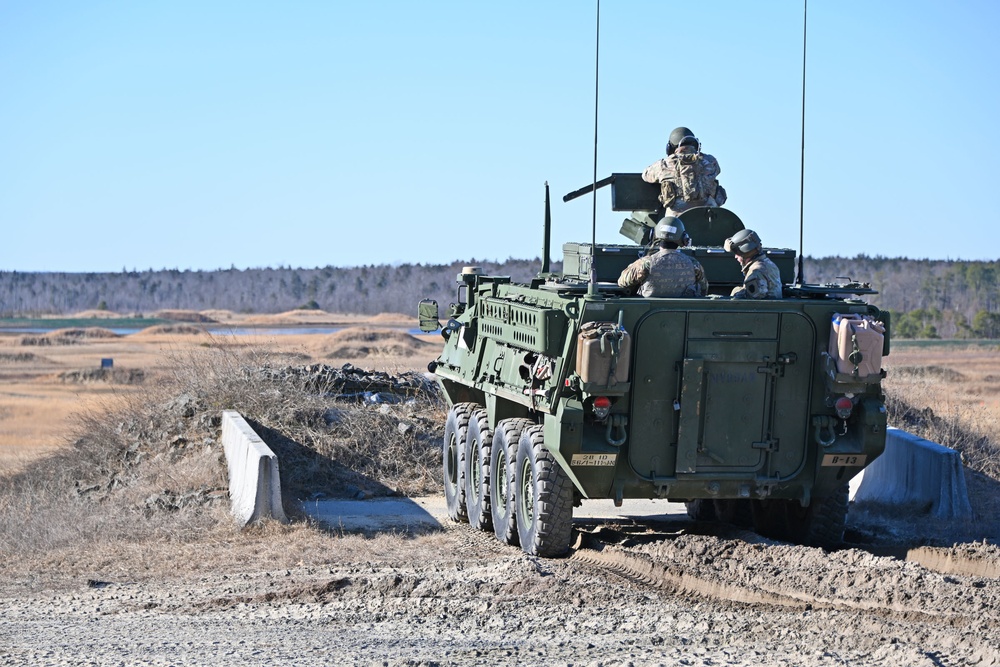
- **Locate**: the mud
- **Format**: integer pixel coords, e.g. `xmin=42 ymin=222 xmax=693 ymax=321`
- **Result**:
xmin=3 ymin=516 xmax=999 ymax=666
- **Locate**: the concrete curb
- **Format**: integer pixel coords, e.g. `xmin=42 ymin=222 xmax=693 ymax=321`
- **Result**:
xmin=303 ymin=497 xmax=444 ymax=531
xmin=852 ymin=427 xmax=972 ymax=519
xmin=301 ymin=497 xmax=689 ymax=532
xmin=221 ymin=410 xmax=288 ymax=526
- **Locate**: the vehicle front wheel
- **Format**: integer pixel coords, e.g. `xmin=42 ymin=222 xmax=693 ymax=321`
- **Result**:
xmin=515 ymin=425 xmax=574 ymax=557
xmin=443 ymin=403 xmax=476 ymax=522
xmin=464 ymin=408 xmax=493 ymax=531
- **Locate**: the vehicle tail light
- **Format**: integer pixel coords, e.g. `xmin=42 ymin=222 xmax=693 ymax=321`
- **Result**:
xmin=592 ymin=396 xmax=612 ymax=420
xmin=834 ymin=396 xmax=853 ymax=419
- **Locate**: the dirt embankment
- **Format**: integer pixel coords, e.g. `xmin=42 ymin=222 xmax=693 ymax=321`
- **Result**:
xmin=18 ymin=327 xmax=121 ymax=346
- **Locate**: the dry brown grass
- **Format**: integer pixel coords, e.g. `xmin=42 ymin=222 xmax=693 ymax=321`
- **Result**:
xmin=0 ymin=351 xmax=46 ymax=363
xmin=0 ymin=336 xmax=444 ymax=566
xmin=133 ymin=323 xmax=206 ymax=336
xmin=884 ymin=343 xmax=1000 ymax=479
xmin=151 ymin=309 xmax=218 ymax=323
xmin=368 ymin=312 xmax=416 ymax=325
xmin=0 ymin=322 xmax=444 ymax=471
xmin=315 ymin=326 xmax=438 ymax=360
xmin=2 ymin=517 xmax=458 ymax=594
xmin=856 ymin=350 xmax=1000 ymax=545
xmin=18 ymin=327 xmax=122 ymax=346
xmin=70 ymin=309 xmax=129 ymax=319
xmin=198 ymin=309 xmax=239 ymax=321
xmin=54 ymin=367 xmax=147 ymax=384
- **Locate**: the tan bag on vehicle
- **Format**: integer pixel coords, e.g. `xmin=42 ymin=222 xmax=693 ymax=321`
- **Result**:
xmin=576 ymin=321 xmax=631 ymax=386
xmin=829 ymin=313 xmax=885 ymax=378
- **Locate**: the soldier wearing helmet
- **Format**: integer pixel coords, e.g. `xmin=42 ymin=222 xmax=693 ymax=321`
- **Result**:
xmin=642 ymin=127 xmax=726 ymax=216
xmin=724 ymin=229 xmax=783 ymax=299
xmin=617 ymin=217 xmax=708 ymax=298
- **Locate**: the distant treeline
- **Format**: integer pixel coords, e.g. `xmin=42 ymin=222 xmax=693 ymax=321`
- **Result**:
xmin=0 ymin=260 xmax=543 ymax=321
xmin=1 ymin=256 xmax=998 ymax=339
xmin=807 ymin=256 xmax=1000 ymax=339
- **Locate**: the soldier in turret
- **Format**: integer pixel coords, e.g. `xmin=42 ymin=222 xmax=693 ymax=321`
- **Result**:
xmin=724 ymin=229 xmax=783 ymax=299
xmin=642 ymin=127 xmax=726 ymax=216
xmin=618 ymin=218 xmax=708 ymax=298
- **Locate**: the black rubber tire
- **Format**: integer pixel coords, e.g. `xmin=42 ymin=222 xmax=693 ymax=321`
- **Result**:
xmin=490 ymin=418 xmax=534 ymax=546
xmin=714 ymin=499 xmax=754 ymax=528
xmin=685 ymin=499 xmax=716 ymax=521
xmin=751 ymin=485 xmax=849 ymax=548
xmin=443 ymin=402 xmax=476 ymax=523
xmin=750 ymin=498 xmax=787 ymax=540
xmin=785 ymin=484 xmax=850 ymax=548
xmin=515 ymin=425 xmax=574 ymax=557
xmin=464 ymin=408 xmax=493 ymax=531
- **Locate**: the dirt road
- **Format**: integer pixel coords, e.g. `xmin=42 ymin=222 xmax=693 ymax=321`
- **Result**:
xmin=3 ymin=513 xmax=999 ymax=666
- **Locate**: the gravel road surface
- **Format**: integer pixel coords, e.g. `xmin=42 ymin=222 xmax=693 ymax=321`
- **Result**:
xmin=3 ymin=508 xmax=999 ymax=667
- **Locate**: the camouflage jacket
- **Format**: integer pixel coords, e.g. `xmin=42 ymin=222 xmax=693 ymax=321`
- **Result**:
xmin=642 ymin=147 xmax=726 ymax=213
xmin=730 ymin=254 xmax=783 ymax=299
xmin=618 ymin=248 xmax=709 ymax=298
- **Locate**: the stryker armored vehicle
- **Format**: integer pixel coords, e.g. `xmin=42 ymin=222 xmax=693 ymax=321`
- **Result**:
xmin=418 ymin=173 xmax=889 ymax=557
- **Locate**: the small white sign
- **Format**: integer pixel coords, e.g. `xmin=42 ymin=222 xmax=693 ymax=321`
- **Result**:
xmin=571 ymin=453 xmax=617 ymax=467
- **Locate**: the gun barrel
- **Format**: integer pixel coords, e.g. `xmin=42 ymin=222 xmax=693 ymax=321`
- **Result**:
xmin=562 ymin=175 xmax=616 ymax=203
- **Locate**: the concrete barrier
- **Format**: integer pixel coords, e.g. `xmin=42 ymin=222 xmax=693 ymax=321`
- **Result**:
xmin=852 ymin=427 xmax=972 ymax=519
xmin=221 ymin=410 xmax=288 ymax=526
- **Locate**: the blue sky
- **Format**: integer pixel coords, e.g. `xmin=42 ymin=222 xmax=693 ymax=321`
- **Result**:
xmin=2 ymin=1 xmax=998 ymax=272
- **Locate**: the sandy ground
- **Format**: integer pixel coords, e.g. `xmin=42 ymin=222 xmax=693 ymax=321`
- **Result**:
xmin=0 ymin=310 xmax=442 ymax=471
xmin=2 ymin=522 xmax=999 ymax=666
xmin=2 ymin=315 xmax=1000 ymax=666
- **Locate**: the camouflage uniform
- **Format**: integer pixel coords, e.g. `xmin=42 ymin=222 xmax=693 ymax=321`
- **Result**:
xmin=642 ymin=146 xmax=726 ymax=216
xmin=731 ymin=253 xmax=782 ymax=299
xmin=618 ymin=249 xmax=709 ymax=298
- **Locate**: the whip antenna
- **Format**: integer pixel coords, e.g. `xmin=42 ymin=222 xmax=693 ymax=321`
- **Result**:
xmin=796 ymin=0 xmax=808 ymax=285
xmin=588 ymin=0 xmax=601 ymax=296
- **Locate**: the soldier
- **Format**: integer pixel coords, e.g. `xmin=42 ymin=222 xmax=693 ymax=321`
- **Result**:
xmin=618 ymin=217 xmax=708 ymax=298
xmin=724 ymin=229 xmax=783 ymax=299
xmin=642 ymin=127 xmax=726 ymax=216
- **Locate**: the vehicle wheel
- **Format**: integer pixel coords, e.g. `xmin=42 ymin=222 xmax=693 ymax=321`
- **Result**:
xmin=685 ymin=499 xmax=716 ymax=521
xmin=714 ymin=499 xmax=753 ymax=528
xmin=490 ymin=418 xmax=533 ymax=546
xmin=515 ymin=425 xmax=574 ymax=557
xmin=464 ymin=408 xmax=493 ymax=531
xmin=784 ymin=484 xmax=850 ymax=548
xmin=443 ymin=402 xmax=476 ymax=523
xmin=750 ymin=485 xmax=849 ymax=548
xmin=750 ymin=498 xmax=787 ymax=540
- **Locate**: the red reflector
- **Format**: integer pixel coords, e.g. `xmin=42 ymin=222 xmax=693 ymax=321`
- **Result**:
xmin=593 ymin=396 xmax=612 ymax=410
xmin=834 ymin=397 xmax=853 ymax=418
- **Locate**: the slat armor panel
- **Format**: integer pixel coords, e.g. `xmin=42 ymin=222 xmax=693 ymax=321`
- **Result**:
xmin=479 ymin=298 xmax=568 ymax=356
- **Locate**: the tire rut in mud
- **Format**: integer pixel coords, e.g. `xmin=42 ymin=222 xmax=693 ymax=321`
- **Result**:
xmin=570 ymin=523 xmax=1000 ymax=630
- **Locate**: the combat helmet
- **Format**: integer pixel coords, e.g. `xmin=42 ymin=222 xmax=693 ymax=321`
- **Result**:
xmin=667 ymin=126 xmax=697 ymax=153
xmin=654 ymin=217 xmax=687 ymax=245
xmin=724 ymin=229 xmax=762 ymax=255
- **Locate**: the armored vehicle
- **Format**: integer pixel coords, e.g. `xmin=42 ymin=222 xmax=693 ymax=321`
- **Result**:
xmin=419 ymin=174 xmax=889 ymax=557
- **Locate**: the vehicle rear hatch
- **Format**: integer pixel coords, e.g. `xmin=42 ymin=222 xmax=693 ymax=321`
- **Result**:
xmin=627 ymin=307 xmax=816 ymax=483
